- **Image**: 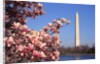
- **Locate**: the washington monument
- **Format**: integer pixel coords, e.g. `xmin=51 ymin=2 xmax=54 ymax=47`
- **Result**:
xmin=75 ymin=12 xmax=80 ymax=47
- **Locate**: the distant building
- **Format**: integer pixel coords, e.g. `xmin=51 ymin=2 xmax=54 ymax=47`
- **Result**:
xmin=75 ymin=12 xmax=80 ymax=47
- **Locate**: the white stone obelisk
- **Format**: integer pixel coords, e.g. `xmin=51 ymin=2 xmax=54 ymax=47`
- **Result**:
xmin=75 ymin=12 xmax=80 ymax=47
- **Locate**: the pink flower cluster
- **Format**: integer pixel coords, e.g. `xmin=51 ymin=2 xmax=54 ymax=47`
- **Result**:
xmin=5 ymin=18 xmax=70 ymax=62
xmin=4 ymin=1 xmax=70 ymax=63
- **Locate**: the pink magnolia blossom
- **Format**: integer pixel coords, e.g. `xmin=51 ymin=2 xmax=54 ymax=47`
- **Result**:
xmin=32 ymin=50 xmax=39 ymax=57
xmin=28 ymin=43 xmax=34 ymax=50
xmin=39 ymin=51 xmax=46 ymax=58
xmin=22 ymin=25 xmax=28 ymax=31
xmin=6 ymin=37 xmax=15 ymax=47
xmin=53 ymin=50 xmax=60 ymax=57
xmin=17 ymin=45 xmax=24 ymax=52
xmin=13 ymin=22 xmax=20 ymax=29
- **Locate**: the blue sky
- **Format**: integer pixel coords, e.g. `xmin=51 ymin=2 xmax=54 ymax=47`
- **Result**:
xmin=26 ymin=2 xmax=95 ymax=47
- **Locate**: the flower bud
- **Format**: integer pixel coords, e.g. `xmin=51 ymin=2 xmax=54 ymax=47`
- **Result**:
xmin=37 ymin=3 xmax=43 ymax=9
xmin=53 ymin=34 xmax=59 ymax=41
xmin=22 ymin=32 xmax=26 ymax=35
xmin=51 ymin=55 xmax=56 ymax=60
xmin=34 ymin=8 xmax=39 ymax=15
xmin=7 ymin=36 xmax=15 ymax=45
xmin=7 ymin=43 xmax=11 ymax=47
xmin=61 ymin=18 xmax=67 ymax=23
xmin=8 ymin=37 xmax=13 ymax=42
xmin=56 ymin=20 xmax=62 ymax=27
xmin=48 ymin=23 xmax=52 ymax=27
xmin=66 ymin=20 xmax=70 ymax=25
xmin=20 ymin=52 xmax=24 ymax=57
xmin=20 ymin=25 xmax=28 ymax=31
xmin=51 ymin=26 xmax=56 ymax=31
xmin=43 ymin=26 xmax=49 ymax=31
xmin=23 ymin=25 xmax=28 ymax=30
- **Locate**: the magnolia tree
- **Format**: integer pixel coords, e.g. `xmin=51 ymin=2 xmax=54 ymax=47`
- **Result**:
xmin=4 ymin=1 xmax=70 ymax=63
